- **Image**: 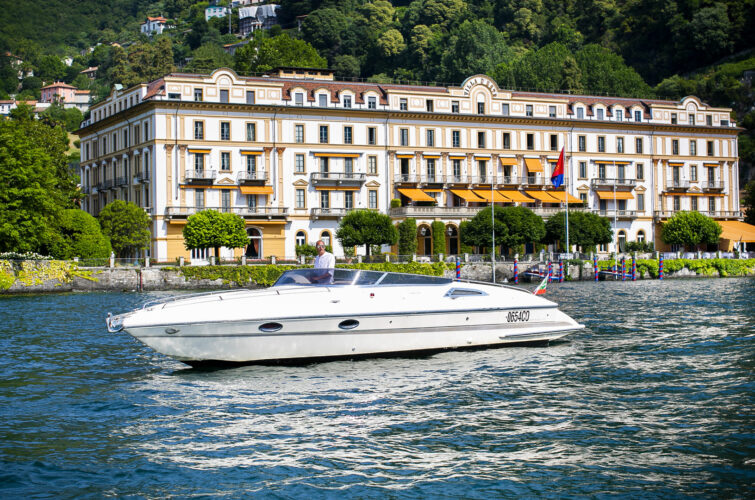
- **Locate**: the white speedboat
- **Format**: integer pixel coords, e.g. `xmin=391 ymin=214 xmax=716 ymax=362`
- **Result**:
xmin=107 ymin=269 xmax=584 ymax=366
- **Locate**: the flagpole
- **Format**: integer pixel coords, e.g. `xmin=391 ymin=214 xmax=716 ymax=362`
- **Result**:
xmin=565 ymin=139 xmax=570 ymax=257
xmin=491 ymin=161 xmax=495 ymax=283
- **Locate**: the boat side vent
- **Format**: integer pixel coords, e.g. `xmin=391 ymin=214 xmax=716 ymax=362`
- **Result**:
xmin=259 ymin=322 xmax=283 ymax=333
xmin=338 ymin=319 xmax=359 ymax=330
xmin=446 ymin=288 xmax=486 ymax=299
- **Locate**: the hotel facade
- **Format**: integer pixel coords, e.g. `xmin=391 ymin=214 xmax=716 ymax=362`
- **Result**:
xmin=77 ymin=68 xmax=742 ymax=262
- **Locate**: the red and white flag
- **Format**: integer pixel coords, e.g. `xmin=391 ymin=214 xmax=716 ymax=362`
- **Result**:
xmin=533 ymin=275 xmax=549 ymax=295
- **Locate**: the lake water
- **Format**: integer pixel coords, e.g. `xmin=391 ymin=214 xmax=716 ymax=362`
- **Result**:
xmin=1 ymin=278 xmax=753 ymax=498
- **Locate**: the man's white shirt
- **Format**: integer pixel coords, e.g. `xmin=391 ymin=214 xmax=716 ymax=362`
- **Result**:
xmin=314 ymin=252 xmax=335 ymax=269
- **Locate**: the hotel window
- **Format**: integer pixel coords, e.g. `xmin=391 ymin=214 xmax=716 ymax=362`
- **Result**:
xmin=368 ymin=127 xmax=376 ymax=145
xmin=671 ymin=113 xmax=677 ymax=124
xmin=579 ymin=161 xmax=587 ymax=178
xmin=168 ymin=92 xmax=180 ymax=99
xmin=295 ymin=154 xmax=304 ymax=173
xmin=673 ymin=196 xmax=681 ymax=211
xmin=320 ymin=157 xmax=328 ymax=173
xmin=689 ymin=114 xmax=695 ymax=125
xmin=368 ymin=156 xmax=377 ymax=174
xmin=706 ymin=115 xmax=713 ymax=126
xmin=369 ymin=190 xmax=377 ymax=209
xmin=690 ymin=140 xmax=697 ymax=155
xmin=708 ymin=196 xmax=715 ymax=213
xmin=453 ymin=159 xmax=461 ymax=179
xmin=320 ymin=190 xmax=329 ymax=209
xmin=616 ymin=109 xmax=623 ymax=121
xmin=320 ymin=231 xmax=332 ymax=247
xmin=597 ymin=108 xmax=604 ymax=120
xmin=690 ymin=164 xmax=697 ymax=181
xmin=578 ymin=135 xmax=586 ymax=152
xmin=577 ymin=107 xmax=584 ymax=119
xmin=477 ymin=102 xmax=485 ymax=114
xmin=295 ymin=93 xmax=304 ymax=105
xmin=318 ymin=94 xmax=327 ymax=107
xmin=636 ymin=137 xmax=643 ymax=154
xmin=220 ymin=89 xmax=229 ymax=103
xmin=634 ymin=110 xmax=642 ymax=122
xmin=221 ymin=152 xmax=230 ymax=171
xmin=617 ymin=164 xmax=625 ymax=181
xmin=221 ymin=122 xmax=230 ymax=140
xmin=221 ymin=190 xmax=231 ymax=210
xmin=399 ymin=98 xmax=407 ymax=110
xmin=707 ymin=140 xmax=714 ymax=156
xmin=343 ymin=95 xmax=351 ymax=108
xmin=503 ymin=132 xmax=510 ymax=149
xmin=550 ymin=134 xmax=558 ymax=151
xmin=598 ymin=136 xmax=605 ymax=153
xmin=452 ymin=130 xmax=460 ymax=148
xmin=295 ymin=231 xmax=306 ymax=246
xmin=246 ymin=123 xmax=256 ymax=142
xmin=722 ymin=119 xmax=729 ymax=126
xmin=144 ymin=121 xmax=149 ymax=140
xmin=112 ymin=133 xmax=117 ymax=151
xmin=319 ymin=125 xmax=328 ymax=144
xmin=427 ymin=129 xmax=435 ymax=147
xmin=345 ymin=191 xmax=354 ymax=210
xmin=637 ymin=164 xmax=644 ymax=180
xmin=426 ymin=100 xmax=433 ymax=112
xmin=246 ymin=91 xmax=255 ymax=104
xmin=295 ymin=189 xmax=305 ymax=209
xmin=133 ymin=125 xmax=140 ymax=144
xmin=400 ymin=128 xmax=408 ymax=146
xmin=477 ymin=131 xmax=485 ymax=148
xmin=478 ymin=160 xmax=487 ymax=182
xmin=690 ymin=196 xmax=697 ymax=211
xmin=549 ymin=106 xmax=556 ymax=118
xmin=598 ymin=164 xmax=606 ymax=180
xmin=526 ymin=133 xmax=534 ymax=150
xmin=617 ymin=137 xmax=624 ymax=153
xmin=344 ymin=126 xmax=353 ymax=145
xmin=295 ymin=124 xmax=304 ymax=143
xmin=526 ymin=104 xmax=533 ymax=117
xmin=123 ymin=129 xmax=129 ymax=148
xmin=195 ymin=188 xmax=205 ymax=208
xmin=194 ymin=153 xmax=204 ymax=171
xmin=345 ymin=158 xmax=353 ymax=175
xmin=248 ymin=194 xmax=257 ymax=209
xmin=580 ymin=192 xmax=587 ymax=204
xmin=368 ymin=96 xmax=376 ymax=109
xmin=452 ymin=101 xmax=459 ymax=113
xmin=246 ymin=155 xmax=257 ymax=174
xmin=502 ymin=103 xmax=509 ymax=116
xmin=426 ymin=158 xmax=436 ymax=180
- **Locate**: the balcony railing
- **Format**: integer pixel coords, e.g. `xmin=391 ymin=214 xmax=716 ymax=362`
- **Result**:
xmin=102 ymin=179 xmax=114 ymax=190
xmin=590 ymin=178 xmax=637 ymax=190
xmin=394 ymin=173 xmax=421 ymax=184
xmin=654 ymin=210 xmax=742 ymax=220
xmin=115 ymin=175 xmax=128 ymax=187
xmin=701 ymin=180 xmax=724 ymax=191
xmin=237 ymin=170 xmax=269 ymax=183
xmin=184 ymin=169 xmax=217 ymax=182
xmin=594 ymin=209 xmax=638 ymax=218
xmin=665 ymin=179 xmax=690 ymax=190
xmin=134 ymin=170 xmax=150 ymax=183
xmin=520 ymin=177 xmax=546 ymax=186
xmin=165 ymin=206 xmax=288 ymax=219
xmin=310 ymin=207 xmax=352 ymax=218
xmin=390 ymin=205 xmax=591 ymax=218
xmin=310 ymin=172 xmax=366 ymax=187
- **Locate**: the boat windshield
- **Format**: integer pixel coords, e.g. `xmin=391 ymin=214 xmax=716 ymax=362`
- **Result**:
xmin=272 ymin=269 xmax=452 ymax=287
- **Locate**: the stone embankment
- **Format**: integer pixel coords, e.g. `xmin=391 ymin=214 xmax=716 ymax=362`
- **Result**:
xmin=1 ymin=259 xmax=753 ymax=294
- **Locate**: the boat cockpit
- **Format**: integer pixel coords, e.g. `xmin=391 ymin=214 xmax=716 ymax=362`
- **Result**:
xmin=272 ymin=269 xmax=452 ymax=287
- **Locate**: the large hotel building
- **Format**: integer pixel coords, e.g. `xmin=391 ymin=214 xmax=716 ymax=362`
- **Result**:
xmin=77 ymin=68 xmax=742 ymax=261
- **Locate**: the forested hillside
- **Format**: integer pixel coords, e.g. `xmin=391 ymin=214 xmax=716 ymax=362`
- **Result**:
xmin=0 ymin=0 xmax=753 ymax=177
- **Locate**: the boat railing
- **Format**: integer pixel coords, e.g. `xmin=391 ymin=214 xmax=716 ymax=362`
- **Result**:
xmin=140 ymin=289 xmax=249 ymax=309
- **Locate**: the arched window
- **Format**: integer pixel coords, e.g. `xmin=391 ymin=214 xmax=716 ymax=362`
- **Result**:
xmin=637 ymin=230 xmax=645 ymax=243
xmin=446 ymin=225 xmax=459 ymax=255
xmin=246 ymin=227 xmax=262 ymax=259
xmin=295 ymin=230 xmax=306 ymax=247
xmin=617 ymin=230 xmax=627 ymax=253
xmin=417 ymin=225 xmax=432 ymax=255
xmin=320 ymin=230 xmax=331 ymax=248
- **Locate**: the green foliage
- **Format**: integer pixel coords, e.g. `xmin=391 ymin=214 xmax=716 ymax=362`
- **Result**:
xmin=661 ymin=211 xmax=723 ymax=250
xmin=295 ymin=243 xmax=332 ymax=257
xmin=50 ymin=209 xmax=111 ymax=259
xmin=544 ymin=211 xmax=613 ymax=250
xmin=744 ymin=181 xmax=755 ymax=225
xmin=234 ymin=33 xmax=326 ymax=75
xmin=336 ymin=210 xmax=398 ymax=256
xmin=41 ymin=103 xmax=83 ymax=132
xmin=390 ymin=198 xmax=401 ymax=209
xmin=185 ymin=43 xmax=233 ymax=74
xmin=495 ymin=206 xmax=546 ymax=253
xmin=182 ymin=209 xmax=248 ymax=257
xmin=108 ymin=38 xmax=176 ymax=88
xmin=625 ymin=241 xmax=654 ymax=252
xmin=461 ymin=206 xmax=509 ymax=251
xmin=397 ymin=218 xmax=418 ymax=256
xmin=0 ymin=105 xmax=77 ymax=254
xmin=98 ymin=200 xmax=151 ymax=257
xmin=431 ymin=221 xmax=445 ymax=255
xmin=439 ymin=20 xmax=513 ymax=83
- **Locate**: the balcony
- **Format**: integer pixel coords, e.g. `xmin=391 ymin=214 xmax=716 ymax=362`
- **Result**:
xmin=115 ymin=175 xmax=128 ymax=187
xmin=701 ymin=180 xmax=724 ymax=191
xmin=520 ymin=177 xmax=546 ymax=187
xmin=165 ymin=206 xmax=288 ymax=220
xmin=590 ymin=178 xmax=636 ymax=190
xmin=91 ymin=184 xmax=99 ymax=195
xmin=654 ymin=210 xmax=741 ymax=220
xmin=134 ymin=170 xmax=150 ymax=183
xmin=390 ymin=206 xmax=479 ymax=218
xmin=394 ymin=173 xmax=421 ymax=184
xmin=184 ymin=169 xmax=217 ymax=184
xmin=102 ymin=179 xmax=114 ymax=190
xmin=665 ymin=179 xmax=690 ymax=191
xmin=80 ymin=186 xmax=89 ymax=195
xmin=500 ymin=175 xmax=520 ymax=185
xmin=310 ymin=207 xmax=352 ymax=219
xmin=593 ymin=209 xmax=638 ymax=218
xmin=310 ymin=171 xmax=366 ymax=188
xmin=237 ymin=170 xmax=269 ymax=185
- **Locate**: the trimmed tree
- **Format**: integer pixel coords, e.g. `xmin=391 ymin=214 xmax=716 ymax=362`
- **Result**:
xmin=182 ymin=209 xmax=248 ymax=259
xmin=397 ymin=218 xmax=417 ymax=256
xmin=496 ymin=206 xmax=546 ymax=254
xmin=661 ymin=211 xmax=722 ymax=251
xmin=336 ymin=209 xmax=398 ymax=256
xmin=98 ymin=200 xmax=151 ymax=257
xmin=431 ymin=221 xmax=445 ymax=255
xmin=544 ymin=211 xmax=613 ymax=252
xmin=460 ymin=206 xmax=509 ymax=253
xmin=50 ymin=209 xmax=112 ymax=259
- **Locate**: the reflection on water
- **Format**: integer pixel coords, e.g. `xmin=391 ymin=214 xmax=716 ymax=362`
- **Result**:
xmin=1 ymin=279 xmax=753 ymax=497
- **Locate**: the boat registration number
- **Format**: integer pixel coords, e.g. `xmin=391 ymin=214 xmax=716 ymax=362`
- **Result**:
xmin=506 ymin=310 xmax=530 ymax=323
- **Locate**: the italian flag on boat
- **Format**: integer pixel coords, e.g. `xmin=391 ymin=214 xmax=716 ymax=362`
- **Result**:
xmin=533 ymin=275 xmax=549 ymax=295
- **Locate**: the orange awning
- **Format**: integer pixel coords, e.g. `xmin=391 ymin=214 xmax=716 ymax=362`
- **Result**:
xmin=525 ymin=190 xmax=557 ymax=202
xmin=685 ymin=192 xmax=724 ymax=197
xmin=596 ymin=191 xmax=634 ymax=200
xmin=450 ymin=189 xmax=484 ymax=202
xmin=449 ymin=155 xmax=467 ymax=160
xmin=313 ymin=152 xmax=360 ymax=158
xmin=239 ymin=186 xmax=273 ymax=195
xmin=240 ymin=150 xmax=263 ymax=156
xmin=188 ymin=148 xmax=210 ymax=154
xmin=398 ymin=188 xmax=435 ymax=202
xmin=524 ymin=158 xmax=543 ymax=173
xmin=499 ymin=157 xmax=518 ymax=166
xmin=595 ymin=160 xmax=630 ymax=165
xmin=718 ymin=221 xmax=755 ymax=242
xmin=499 ymin=190 xmax=534 ymax=203
xmin=396 ymin=154 xmax=414 ymax=159
xmin=473 ymin=190 xmax=510 ymax=202
xmin=548 ymin=190 xmax=584 ymax=204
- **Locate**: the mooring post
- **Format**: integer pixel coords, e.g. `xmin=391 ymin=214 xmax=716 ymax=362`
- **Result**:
xmin=455 ymin=258 xmax=461 ymax=279
xmin=593 ymin=253 xmax=598 ymax=282
xmin=659 ymin=252 xmax=664 ymax=280
xmin=514 ymin=254 xmax=519 ymax=284
xmin=621 ymin=256 xmax=626 ymax=282
xmin=559 ymin=260 xmax=564 ymax=283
